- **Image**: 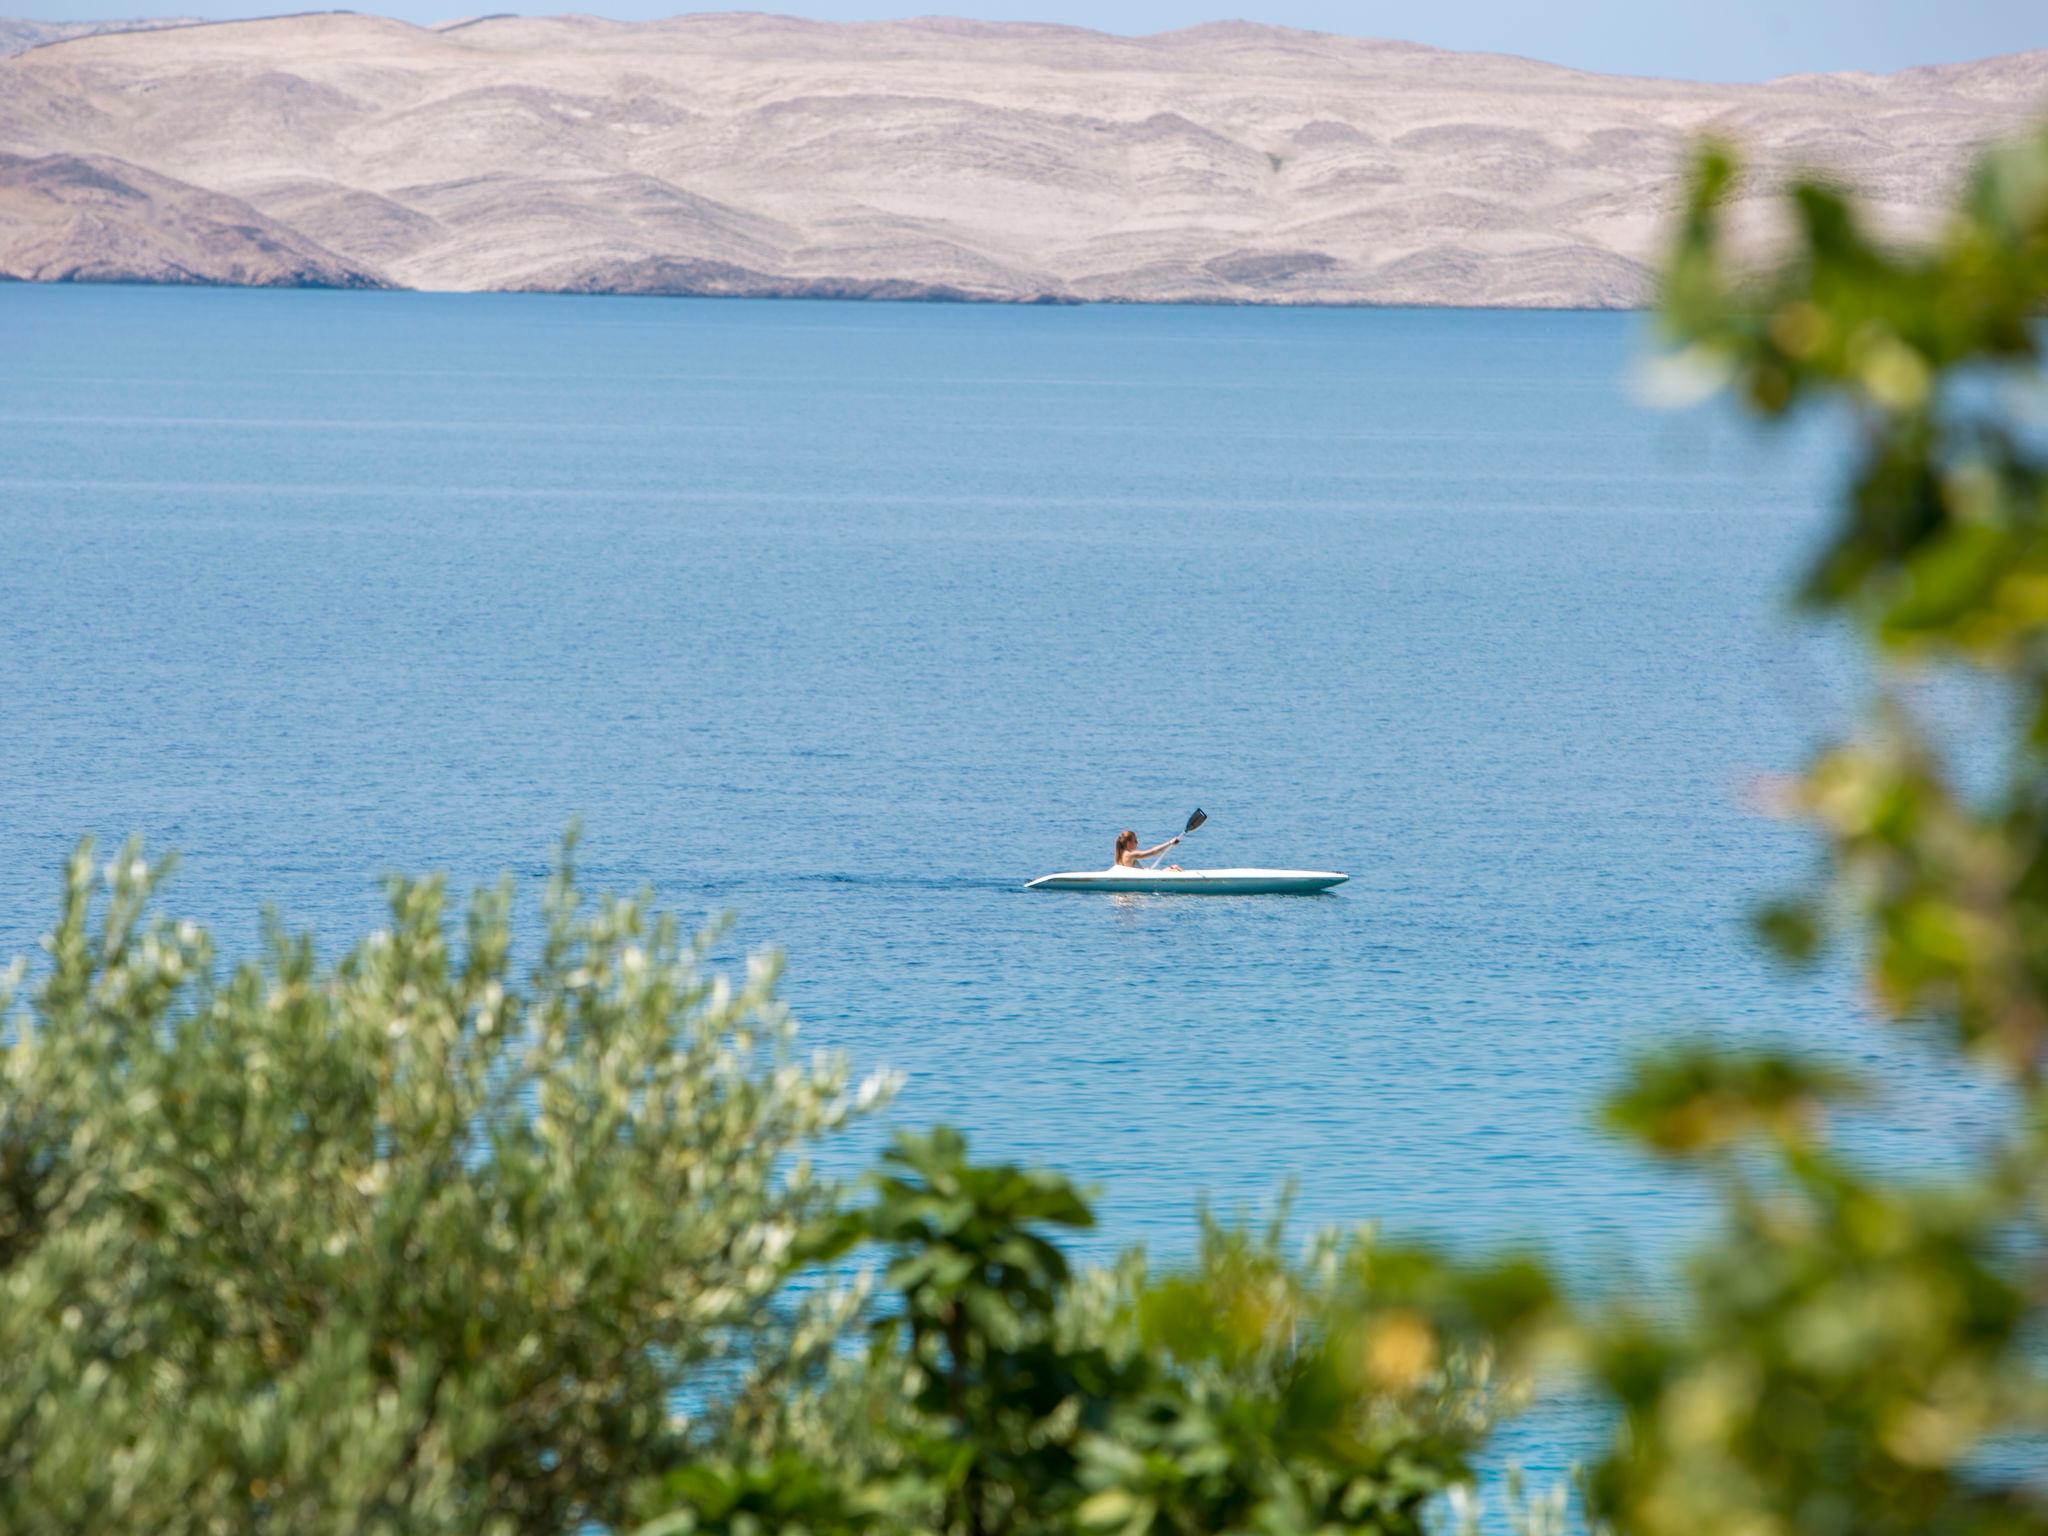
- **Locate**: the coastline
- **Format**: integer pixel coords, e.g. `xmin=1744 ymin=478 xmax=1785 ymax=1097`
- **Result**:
xmin=0 ymin=269 xmax=1648 ymax=311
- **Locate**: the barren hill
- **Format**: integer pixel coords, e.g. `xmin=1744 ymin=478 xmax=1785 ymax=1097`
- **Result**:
xmin=1 ymin=12 xmax=2042 ymax=304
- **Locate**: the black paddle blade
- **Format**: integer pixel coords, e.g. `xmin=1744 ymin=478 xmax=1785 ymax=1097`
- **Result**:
xmin=1184 ymin=808 xmax=1207 ymax=834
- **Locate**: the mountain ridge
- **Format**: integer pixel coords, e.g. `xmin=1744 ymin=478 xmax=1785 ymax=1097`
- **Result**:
xmin=0 ymin=14 xmax=202 ymax=56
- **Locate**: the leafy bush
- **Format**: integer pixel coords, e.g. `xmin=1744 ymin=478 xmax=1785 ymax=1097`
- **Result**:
xmin=643 ymin=1127 xmax=1557 ymax=1536
xmin=0 ymin=841 xmax=872 ymax=1536
xmin=1584 ymin=126 xmax=2048 ymax=1536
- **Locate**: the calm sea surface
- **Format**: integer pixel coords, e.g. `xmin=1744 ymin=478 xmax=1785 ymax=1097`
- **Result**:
xmin=0 ymin=286 xmax=2007 ymax=1483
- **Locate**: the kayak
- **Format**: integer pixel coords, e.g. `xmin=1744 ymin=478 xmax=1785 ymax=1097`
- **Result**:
xmin=1025 ymin=867 xmax=1347 ymax=895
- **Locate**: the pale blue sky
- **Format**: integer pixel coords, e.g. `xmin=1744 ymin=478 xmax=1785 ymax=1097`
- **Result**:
xmin=27 ymin=0 xmax=2046 ymax=81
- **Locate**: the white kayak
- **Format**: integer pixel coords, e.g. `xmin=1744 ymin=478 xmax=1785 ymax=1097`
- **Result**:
xmin=1026 ymin=867 xmax=1348 ymax=895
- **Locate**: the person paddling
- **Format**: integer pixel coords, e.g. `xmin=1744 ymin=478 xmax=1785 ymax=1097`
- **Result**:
xmin=1114 ymin=829 xmax=1181 ymax=871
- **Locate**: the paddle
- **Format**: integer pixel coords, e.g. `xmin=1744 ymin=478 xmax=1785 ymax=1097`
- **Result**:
xmin=1148 ymin=808 xmax=1206 ymax=866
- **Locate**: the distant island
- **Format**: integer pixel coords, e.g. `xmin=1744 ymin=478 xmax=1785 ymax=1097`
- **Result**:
xmin=1 ymin=12 xmax=2043 ymax=306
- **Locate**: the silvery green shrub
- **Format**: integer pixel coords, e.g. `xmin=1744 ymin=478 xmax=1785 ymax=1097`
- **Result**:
xmin=0 ymin=839 xmax=874 ymax=1536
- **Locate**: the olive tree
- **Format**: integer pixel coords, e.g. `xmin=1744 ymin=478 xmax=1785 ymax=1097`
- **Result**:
xmin=0 ymin=838 xmax=877 ymax=1536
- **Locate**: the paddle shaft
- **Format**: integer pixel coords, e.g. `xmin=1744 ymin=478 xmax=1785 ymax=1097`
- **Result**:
xmin=1147 ymin=809 xmax=1206 ymax=866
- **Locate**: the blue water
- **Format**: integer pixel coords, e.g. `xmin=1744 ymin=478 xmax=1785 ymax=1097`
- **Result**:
xmin=0 ymin=286 xmax=2007 ymax=1486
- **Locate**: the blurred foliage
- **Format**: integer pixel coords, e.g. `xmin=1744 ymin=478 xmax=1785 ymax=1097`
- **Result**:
xmin=1660 ymin=125 xmax=2048 ymax=1075
xmin=639 ymin=1127 xmax=1559 ymax=1536
xmin=0 ymin=837 xmax=873 ymax=1535
xmin=1583 ymin=125 xmax=2048 ymax=1536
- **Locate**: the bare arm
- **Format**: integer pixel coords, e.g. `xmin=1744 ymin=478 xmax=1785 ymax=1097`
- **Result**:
xmin=1135 ymin=837 xmax=1181 ymax=860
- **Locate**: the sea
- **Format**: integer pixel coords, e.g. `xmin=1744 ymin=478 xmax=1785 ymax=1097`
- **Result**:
xmin=0 ymin=284 xmax=2009 ymax=1489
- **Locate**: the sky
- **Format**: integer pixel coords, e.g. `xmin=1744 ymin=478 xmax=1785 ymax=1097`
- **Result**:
xmin=24 ymin=0 xmax=2047 ymax=81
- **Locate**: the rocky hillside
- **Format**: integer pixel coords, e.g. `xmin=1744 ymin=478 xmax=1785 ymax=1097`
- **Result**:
xmin=0 ymin=12 xmax=2042 ymax=304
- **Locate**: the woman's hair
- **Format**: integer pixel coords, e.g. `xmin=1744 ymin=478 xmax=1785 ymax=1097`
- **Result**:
xmin=1115 ymin=829 xmax=1138 ymax=857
